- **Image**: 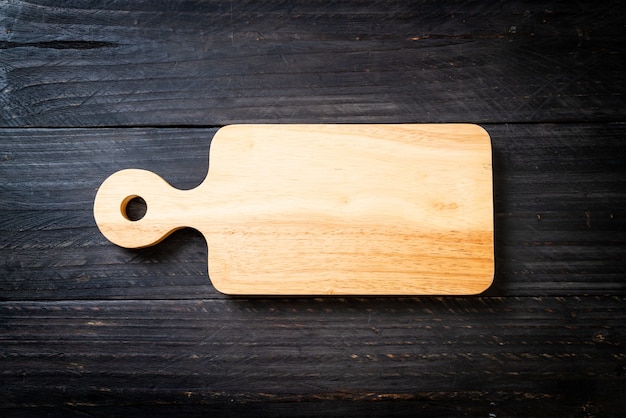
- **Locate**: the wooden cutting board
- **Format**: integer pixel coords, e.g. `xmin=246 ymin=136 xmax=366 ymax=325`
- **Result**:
xmin=94 ymin=124 xmax=494 ymax=295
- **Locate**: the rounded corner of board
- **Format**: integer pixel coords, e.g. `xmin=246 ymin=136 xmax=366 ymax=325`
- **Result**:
xmin=467 ymin=124 xmax=492 ymax=147
xmin=470 ymin=261 xmax=496 ymax=295
xmin=472 ymin=277 xmax=496 ymax=296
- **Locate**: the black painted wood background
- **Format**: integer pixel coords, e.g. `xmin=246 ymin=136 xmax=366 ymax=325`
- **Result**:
xmin=1 ymin=1 xmax=625 ymax=416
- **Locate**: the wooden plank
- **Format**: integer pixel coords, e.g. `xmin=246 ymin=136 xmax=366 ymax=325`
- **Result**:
xmin=93 ymin=124 xmax=494 ymax=295
xmin=1 ymin=124 xmax=624 ymax=299
xmin=1 ymin=296 xmax=624 ymax=415
xmin=1 ymin=1 xmax=624 ymax=126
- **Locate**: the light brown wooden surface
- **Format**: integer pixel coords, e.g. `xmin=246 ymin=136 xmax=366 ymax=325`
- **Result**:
xmin=93 ymin=124 xmax=493 ymax=294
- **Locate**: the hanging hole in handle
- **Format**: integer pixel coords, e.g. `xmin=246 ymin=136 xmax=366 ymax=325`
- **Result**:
xmin=122 ymin=195 xmax=147 ymax=221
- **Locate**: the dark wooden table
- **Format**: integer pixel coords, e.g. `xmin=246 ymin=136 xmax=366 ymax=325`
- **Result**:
xmin=2 ymin=1 xmax=625 ymax=416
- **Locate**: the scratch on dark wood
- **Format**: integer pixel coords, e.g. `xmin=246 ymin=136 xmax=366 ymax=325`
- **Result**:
xmin=0 ymin=41 xmax=118 ymax=50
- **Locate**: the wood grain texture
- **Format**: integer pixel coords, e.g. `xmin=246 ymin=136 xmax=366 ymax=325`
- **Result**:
xmin=2 ymin=0 xmax=626 ymax=415
xmin=93 ymin=124 xmax=494 ymax=295
xmin=1 ymin=125 xmax=625 ymax=300
xmin=2 ymin=125 xmax=624 ymax=414
xmin=1 ymin=1 xmax=625 ymax=126
xmin=1 ymin=296 xmax=624 ymax=416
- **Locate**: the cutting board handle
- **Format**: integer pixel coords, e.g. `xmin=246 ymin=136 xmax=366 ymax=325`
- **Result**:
xmin=93 ymin=169 xmax=188 ymax=248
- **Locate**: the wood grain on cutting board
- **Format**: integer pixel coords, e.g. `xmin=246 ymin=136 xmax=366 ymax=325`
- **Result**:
xmin=94 ymin=124 xmax=493 ymax=294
